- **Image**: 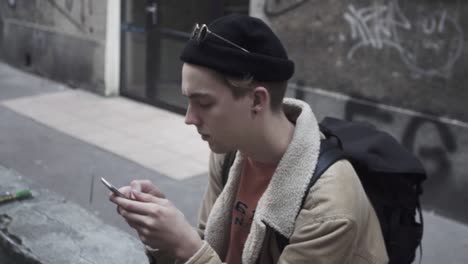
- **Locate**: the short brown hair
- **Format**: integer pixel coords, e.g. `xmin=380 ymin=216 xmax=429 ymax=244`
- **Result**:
xmin=223 ymin=74 xmax=287 ymax=112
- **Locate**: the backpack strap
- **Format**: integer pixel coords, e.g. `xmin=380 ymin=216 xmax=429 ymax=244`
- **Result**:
xmin=278 ymin=138 xmax=345 ymax=252
xmin=298 ymin=138 xmax=344 ymax=211
xmin=417 ymin=199 xmax=424 ymax=264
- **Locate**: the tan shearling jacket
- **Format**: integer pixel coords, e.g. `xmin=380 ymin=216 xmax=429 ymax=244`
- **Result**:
xmin=148 ymin=98 xmax=389 ymax=264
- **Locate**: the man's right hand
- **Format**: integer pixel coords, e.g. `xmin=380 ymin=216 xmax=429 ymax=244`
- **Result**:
xmin=128 ymin=179 xmax=166 ymax=199
xmin=110 ymin=180 xmax=203 ymax=261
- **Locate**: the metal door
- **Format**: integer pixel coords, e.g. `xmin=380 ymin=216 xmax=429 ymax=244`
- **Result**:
xmin=120 ymin=0 xmax=248 ymax=113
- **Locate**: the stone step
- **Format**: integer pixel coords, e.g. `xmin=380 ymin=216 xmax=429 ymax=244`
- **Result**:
xmin=0 ymin=165 xmax=147 ymax=264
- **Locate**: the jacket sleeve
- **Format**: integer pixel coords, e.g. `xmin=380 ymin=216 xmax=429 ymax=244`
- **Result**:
xmin=146 ymin=152 xmax=226 ymax=264
xmin=146 ymin=243 xmax=224 ymax=264
xmin=196 ymin=152 xmax=225 ymax=239
xmin=184 ymin=241 xmax=223 ymax=264
xmin=277 ymin=216 xmax=358 ymax=264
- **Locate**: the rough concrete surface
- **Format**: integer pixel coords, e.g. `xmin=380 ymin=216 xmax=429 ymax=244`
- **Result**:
xmin=0 ymin=166 xmax=147 ymax=264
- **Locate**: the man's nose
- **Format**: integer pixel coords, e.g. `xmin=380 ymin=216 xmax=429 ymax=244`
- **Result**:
xmin=185 ymin=106 xmax=200 ymax=126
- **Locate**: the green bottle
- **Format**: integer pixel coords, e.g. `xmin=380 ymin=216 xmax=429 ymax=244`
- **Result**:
xmin=0 ymin=189 xmax=32 ymax=204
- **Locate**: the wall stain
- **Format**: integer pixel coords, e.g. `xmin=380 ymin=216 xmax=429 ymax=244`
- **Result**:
xmin=47 ymin=0 xmax=86 ymax=33
xmin=65 ymin=0 xmax=74 ymax=12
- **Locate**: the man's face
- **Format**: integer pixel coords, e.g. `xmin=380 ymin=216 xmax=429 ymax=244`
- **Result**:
xmin=182 ymin=63 xmax=252 ymax=153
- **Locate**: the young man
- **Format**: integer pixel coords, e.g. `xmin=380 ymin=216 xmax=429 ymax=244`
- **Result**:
xmin=110 ymin=14 xmax=388 ymax=263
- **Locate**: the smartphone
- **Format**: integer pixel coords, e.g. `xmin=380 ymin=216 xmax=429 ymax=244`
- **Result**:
xmin=100 ymin=177 xmax=132 ymax=200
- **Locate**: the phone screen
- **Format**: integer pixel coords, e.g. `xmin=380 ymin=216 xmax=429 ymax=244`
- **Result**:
xmin=100 ymin=177 xmax=131 ymax=199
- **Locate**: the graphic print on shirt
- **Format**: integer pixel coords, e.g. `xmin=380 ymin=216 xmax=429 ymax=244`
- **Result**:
xmin=233 ymin=200 xmax=255 ymax=228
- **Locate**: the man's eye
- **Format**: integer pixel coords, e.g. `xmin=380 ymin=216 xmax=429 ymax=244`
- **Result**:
xmin=198 ymin=102 xmax=213 ymax=109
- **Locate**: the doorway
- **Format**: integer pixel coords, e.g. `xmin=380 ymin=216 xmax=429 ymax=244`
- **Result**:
xmin=120 ymin=0 xmax=249 ymax=114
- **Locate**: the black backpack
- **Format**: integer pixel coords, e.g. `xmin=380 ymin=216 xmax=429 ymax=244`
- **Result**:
xmin=221 ymin=117 xmax=426 ymax=264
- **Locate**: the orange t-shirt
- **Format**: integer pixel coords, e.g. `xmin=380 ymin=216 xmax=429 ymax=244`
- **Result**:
xmin=225 ymin=157 xmax=277 ymax=264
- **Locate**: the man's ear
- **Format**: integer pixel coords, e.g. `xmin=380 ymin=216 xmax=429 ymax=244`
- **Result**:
xmin=251 ymin=86 xmax=269 ymax=114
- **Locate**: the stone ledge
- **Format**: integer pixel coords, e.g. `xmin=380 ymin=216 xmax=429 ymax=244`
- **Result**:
xmin=0 ymin=165 xmax=147 ymax=264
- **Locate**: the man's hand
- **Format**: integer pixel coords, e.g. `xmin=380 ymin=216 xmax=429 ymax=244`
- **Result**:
xmin=109 ymin=181 xmax=203 ymax=261
xmin=129 ymin=179 xmax=166 ymax=199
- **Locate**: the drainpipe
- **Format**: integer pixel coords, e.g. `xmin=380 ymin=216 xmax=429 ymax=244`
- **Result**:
xmin=104 ymin=0 xmax=121 ymax=96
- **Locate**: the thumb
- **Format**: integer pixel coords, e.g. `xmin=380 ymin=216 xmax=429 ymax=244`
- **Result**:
xmin=130 ymin=181 xmax=143 ymax=192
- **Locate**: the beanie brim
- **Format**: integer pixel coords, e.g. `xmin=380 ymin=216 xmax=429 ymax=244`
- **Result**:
xmin=180 ymin=40 xmax=294 ymax=82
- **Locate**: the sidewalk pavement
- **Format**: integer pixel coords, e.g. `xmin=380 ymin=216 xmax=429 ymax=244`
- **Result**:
xmin=0 ymin=61 xmax=209 ymax=235
xmin=0 ymin=62 xmax=467 ymax=263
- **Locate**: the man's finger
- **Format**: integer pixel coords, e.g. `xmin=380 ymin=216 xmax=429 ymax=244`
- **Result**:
xmin=130 ymin=180 xmax=144 ymax=192
xmin=131 ymin=180 xmax=166 ymax=198
xmin=132 ymin=190 xmax=162 ymax=203
xmin=121 ymin=210 xmax=157 ymax=229
xmin=117 ymin=186 xmax=132 ymax=196
xmin=117 ymin=206 xmax=124 ymax=216
xmin=112 ymin=196 xmax=163 ymax=215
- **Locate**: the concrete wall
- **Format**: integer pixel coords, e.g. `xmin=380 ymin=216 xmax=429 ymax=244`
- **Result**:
xmin=252 ymin=0 xmax=468 ymax=123
xmin=252 ymin=0 xmax=468 ymax=225
xmin=0 ymin=0 xmax=108 ymax=94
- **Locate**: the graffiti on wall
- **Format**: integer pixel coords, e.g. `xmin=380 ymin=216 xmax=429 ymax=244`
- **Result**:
xmin=343 ymin=0 xmax=464 ymax=78
xmin=293 ymin=86 xmax=459 ymax=182
xmin=292 ymin=81 xmax=468 ymax=220
xmin=402 ymin=117 xmax=457 ymax=177
xmin=342 ymin=98 xmax=458 ymax=199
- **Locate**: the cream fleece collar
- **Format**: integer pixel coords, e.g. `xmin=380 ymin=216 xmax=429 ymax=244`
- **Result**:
xmin=204 ymin=98 xmax=321 ymax=264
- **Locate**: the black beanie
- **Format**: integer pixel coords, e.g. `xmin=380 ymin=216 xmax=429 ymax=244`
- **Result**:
xmin=180 ymin=14 xmax=294 ymax=82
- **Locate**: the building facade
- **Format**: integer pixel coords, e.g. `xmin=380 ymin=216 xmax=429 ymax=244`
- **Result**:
xmin=1 ymin=0 xmax=467 ymax=225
